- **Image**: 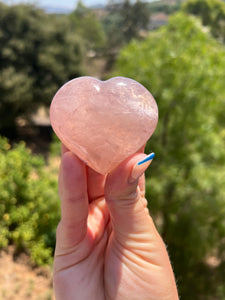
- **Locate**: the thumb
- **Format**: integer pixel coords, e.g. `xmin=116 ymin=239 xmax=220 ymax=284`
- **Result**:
xmin=105 ymin=153 xmax=154 ymax=239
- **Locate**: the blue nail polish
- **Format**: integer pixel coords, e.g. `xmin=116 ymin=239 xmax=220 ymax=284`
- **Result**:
xmin=137 ymin=153 xmax=155 ymax=165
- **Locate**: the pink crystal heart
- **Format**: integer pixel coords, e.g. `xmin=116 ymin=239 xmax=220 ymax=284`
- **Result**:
xmin=50 ymin=76 xmax=158 ymax=174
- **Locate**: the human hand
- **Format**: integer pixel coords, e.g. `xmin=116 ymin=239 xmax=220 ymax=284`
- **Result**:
xmin=53 ymin=144 xmax=179 ymax=300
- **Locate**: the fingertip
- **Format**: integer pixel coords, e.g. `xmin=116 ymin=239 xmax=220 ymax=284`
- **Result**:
xmin=61 ymin=150 xmax=84 ymax=173
xmin=105 ymin=153 xmax=147 ymax=198
xmin=129 ymin=153 xmax=154 ymax=183
xmin=60 ymin=151 xmax=87 ymax=200
xmin=61 ymin=150 xmax=76 ymax=171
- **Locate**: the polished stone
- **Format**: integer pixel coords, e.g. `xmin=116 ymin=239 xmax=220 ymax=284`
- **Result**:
xmin=50 ymin=76 xmax=158 ymax=174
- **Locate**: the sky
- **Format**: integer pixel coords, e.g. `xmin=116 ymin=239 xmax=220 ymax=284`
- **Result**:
xmin=1 ymin=0 xmax=157 ymax=13
xmin=1 ymin=0 xmax=113 ymax=10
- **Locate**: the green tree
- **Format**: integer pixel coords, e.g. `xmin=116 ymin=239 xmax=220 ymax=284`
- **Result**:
xmin=119 ymin=0 xmax=150 ymax=43
xmin=114 ymin=12 xmax=225 ymax=299
xmin=183 ymin=0 xmax=225 ymax=42
xmin=0 ymin=3 xmax=84 ymax=135
xmin=102 ymin=0 xmax=150 ymax=68
xmin=70 ymin=1 xmax=106 ymax=52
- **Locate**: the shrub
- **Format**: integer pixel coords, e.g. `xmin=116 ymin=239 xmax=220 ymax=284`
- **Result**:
xmin=0 ymin=136 xmax=60 ymax=265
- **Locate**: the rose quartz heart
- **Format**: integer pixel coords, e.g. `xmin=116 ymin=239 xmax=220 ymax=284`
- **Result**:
xmin=50 ymin=76 xmax=158 ymax=174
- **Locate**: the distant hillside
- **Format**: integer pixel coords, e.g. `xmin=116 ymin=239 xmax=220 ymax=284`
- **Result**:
xmin=41 ymin=0 xmax=182 ymax=14
xmin=41 ymin=5 xmax=74 ymax=14
xmin=40 ymin=0 xmax=109 ymax=14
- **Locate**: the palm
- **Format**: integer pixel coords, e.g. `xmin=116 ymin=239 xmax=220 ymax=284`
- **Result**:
xmin=54 ymin=195 xmax=145 ymax=300
xmin=53 ymin=150 xmax=179 ymax=300
xmin=54 ymin=162 xmax=109 ymax=299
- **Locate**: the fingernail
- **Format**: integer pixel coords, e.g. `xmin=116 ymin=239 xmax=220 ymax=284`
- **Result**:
xmin=129 ymin=153 xmax=155 ymax=183
xmin=137 ymin=153 xmax=155 ymax=165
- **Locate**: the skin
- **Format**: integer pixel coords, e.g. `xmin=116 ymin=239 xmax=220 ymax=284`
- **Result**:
xmin=53 ymin=144 xmax=179 ymax=300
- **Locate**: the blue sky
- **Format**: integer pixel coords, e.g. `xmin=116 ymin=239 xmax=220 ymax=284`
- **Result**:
xmin=1 ymin=0 xmax=157 ymax=12
xmin=1 ymin=0 xmax=110 ymax=9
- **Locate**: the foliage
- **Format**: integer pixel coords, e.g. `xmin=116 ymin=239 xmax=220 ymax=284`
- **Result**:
xmin=0 ymin=136 xmax=60 ymax=265
xmin=148 ymin=1 xmax=181 ymax=14
xmin=183 ymin=0 xmax=225 ymax=42
xmin=114 ymin=12 xmax=225 ymax=299
xmin=102 ymin=0 xmax=150 ymax=51
xmin=0 ymin=3 xmax=84 ymax=134
xmin=70 ymin=1 xmax=106 ymax=52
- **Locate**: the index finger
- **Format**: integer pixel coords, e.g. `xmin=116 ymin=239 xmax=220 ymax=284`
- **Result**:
xmin=61 ymin=143 xmax=106 ymax=202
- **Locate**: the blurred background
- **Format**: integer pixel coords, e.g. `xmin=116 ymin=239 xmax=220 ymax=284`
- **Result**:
xmin=0 ymin=0 xmax=225 ymax=299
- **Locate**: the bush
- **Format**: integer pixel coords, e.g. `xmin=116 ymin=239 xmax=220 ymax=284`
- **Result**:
xmin=114 ymin=12 xmax=225 ymax=299
xmin=0 ymin=136 xmax=60 ymax=265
